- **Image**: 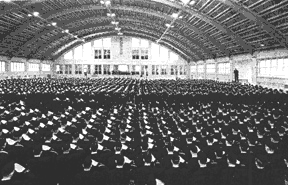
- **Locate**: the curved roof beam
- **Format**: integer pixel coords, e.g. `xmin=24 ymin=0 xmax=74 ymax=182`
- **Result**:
xmin=217 ymin=0 xmax=288 ymax=49
xmin=46 ymin=27 xmax=201 ymax=61
xmin=18 ymin=0 xmax=253 ymax=52
xmin=7 ymin=4 xmax=229 ymax=57
xmin=52 ymin=31 xmax=194 ymax=62
xmin=26 ymin=17 xmax=211 ymax=59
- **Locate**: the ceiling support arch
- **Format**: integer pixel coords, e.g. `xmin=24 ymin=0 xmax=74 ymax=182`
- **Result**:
xmin=26 ymin=17 xmax=212 ymax=59
xmin=19 ymin=0 xmax=253 ymax=52
xmin=12 ymin=4 xmax=229 ymax=58
xmin=52 ymin=31 xmax=194 ymax=61
xmin=217 ymin=0 xmax=288 ymax=49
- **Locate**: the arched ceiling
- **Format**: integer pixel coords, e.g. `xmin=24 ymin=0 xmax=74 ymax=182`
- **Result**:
xmin=0 ymin=0 xmax=288 ymax=62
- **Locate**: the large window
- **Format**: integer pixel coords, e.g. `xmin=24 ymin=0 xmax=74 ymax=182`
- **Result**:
xmin=190 ymin=65 xmax=196 ymax=73
xmin=103 ymin=49 xmax=111 ymax=59
xmin=152 ymin=65 xmax=155 ymax=75
xmin=171 ymin=65 xmax=176 ymax=75
xmin=42 ymin=64 xmax=50 ymax=71
xmin=0 ymin=61 xmax=5 ymax=72
xmin=65 ymin=65 xmax=72 ymax=74
xmin=161 ymin=65 xmax=168 ymax=75
xmin=156 ymin=65 xmax=160 ymax=75
xmin=198 ymin=65 xmax=204 ymax=73
xmin=103 ymin=65 xmax=111 ymax=75
xmin=94 ymin=65 xmax=102 ymax=75
xmin=11 ymin=62 xmax=25 ymax=72
xmin=95 ymin=50 xmax=102 ymax=59
xmin=179 ymin=65 xmax=184 ymax=75
xmin=141 ymin=49 xmax=148 ymax=60
xmin=206 ymin=64 xmax=216 ymax=73
xmin=218 ymin=63 xmax=230 ymax=74
xmin=28 ymin=63 xmax=39 ymax=72
xmin=132 ymin=50 xmax=140 ymax=59
xmin=258 ymin=58 xmax=288 ymax=78
xmin=56 ymin=65 xmax=60 ymax=74
xmin=75 ymin=64 xmax=82 ymax=75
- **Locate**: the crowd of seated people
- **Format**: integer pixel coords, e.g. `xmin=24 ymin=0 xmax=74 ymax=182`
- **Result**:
xmin=0 ymin=78 xmax=287 ymax=185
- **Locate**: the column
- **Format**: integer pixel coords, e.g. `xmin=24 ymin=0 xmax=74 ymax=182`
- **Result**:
xmin=230 ymin=57 xmax=235 ymax=82
xmin=204 ymin=61 xmax=207 ymax=79
xmin=215 ymin=60 xmax=219 ymax=81
xmin=39 ymin=62 xmax=42 ymax=76
xmin=196 ymin=63 xmax=198 ymax=79
xmin=72 ymin=63 xmax=75 ymax=76
xmin=251 ymin=53 xmax=257 ymax=85
xmin=187 ymin=61 xmax=191 ymax=79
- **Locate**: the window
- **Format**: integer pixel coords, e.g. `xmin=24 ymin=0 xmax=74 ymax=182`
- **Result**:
xmin=11 ymin=62 xmax=25 ymax=72
xmin=161 ymin=65 xmax=168 ymax=75
xmin=56 ymin=65 xmax=60 ymax=74
xmin=103 ymin=49 xmax=110 ymax=59
xmin=103 ymin=38 xmax=111 ymax=47
xmin=74 ymin=45 xmax=83 ymax=59
xmin=217 ymin=63 xmax=230 ymax=74
xmin=179 ymin=65 xmax=183 ymax=75
xmin=206 ymin=64 xmax=216 ymax=73
xmin=132 ymin=50 xmax=140 ymax=59
xmin=171 ymin=65 xmax=176 ymax=75
xmin=190 ymin=65 xmax=196 ymax=73
xmin=42 ymin=64 xmax=50 ymax=71
xmin=183 ymin=66 xmax=187 ymax=75
xmin=152 ymin=65 xmax=155 ymax=75
xmin=95 ymin=50 xmax=102 ymax=59
xmin=28 ymin=63 xmax=39 ymax=72
xmin=65 ymin=65 xmax=72 ymax=74
xmin=83 ymin=65 xmax=90 ymax=74
xmin=103 ymin=65 xmax=110 ymax=75
xmin=75 ymin=64 xmax=82 ymax=74
xmin=141 ymin=49 xmax=148 ymax=60
xmin=156 ymin=65 xmax=160 ymax=75
xmin=160 ymin=46 xmax=168 ymax=61
xmin=64 ymin=50 xmax=73 ymax=59
xmin=132 ymin=38 xmax=140 ymax=47
xmin=0 ymin=61 xmax=5 ymax=72
xmin=198 ymin=65 xmax=204 ymax=73
xmin=175 ymin=65 xmax=178 ymax=75
xmin=83 ymin=42 xmax=92 ymax=60
xmin=94 ymin=65 xmax=102 ymax=75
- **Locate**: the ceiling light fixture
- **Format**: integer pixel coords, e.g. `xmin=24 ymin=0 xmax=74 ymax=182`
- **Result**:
xmin=33 ymin=12 xmax=39 ymax=16
xmin=51 ymin=22 xmax=57 ymax=26
xmin=118 ymin=32 xmax=123 ymax=35
xmin=260 ymin=44 xmax=265 ymax=46
xmin=172 ymin=13 xmax=179 ymax=18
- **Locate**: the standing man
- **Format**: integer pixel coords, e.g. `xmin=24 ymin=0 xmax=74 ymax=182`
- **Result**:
xmin=234 ymin=68 xmax=239 ymax=82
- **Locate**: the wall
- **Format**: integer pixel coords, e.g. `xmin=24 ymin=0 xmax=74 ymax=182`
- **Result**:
xmin=189 ymin=48 xmax=288 ymax=90
xmin=0 ymin=55 xmax=53 ymax=79
xmin=54 ymin=36 xmax=189 ymax=79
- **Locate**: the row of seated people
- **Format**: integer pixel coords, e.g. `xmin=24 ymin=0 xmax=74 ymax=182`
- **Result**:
xmin=0 ymin=78 xmax=287 ymax=185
